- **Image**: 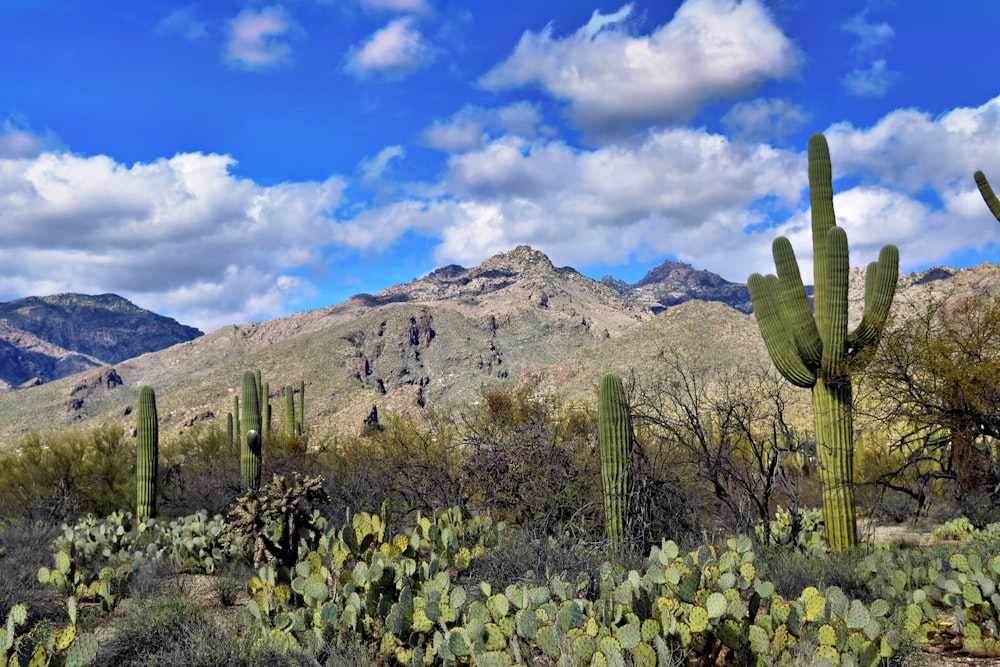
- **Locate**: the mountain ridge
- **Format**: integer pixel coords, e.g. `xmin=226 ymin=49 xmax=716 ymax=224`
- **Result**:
xmin=0 ymin=248 xmax=994 ymax=445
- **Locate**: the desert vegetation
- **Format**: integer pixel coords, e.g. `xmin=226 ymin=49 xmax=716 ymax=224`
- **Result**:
xmin=0 ymin=134 xmax=999 ymax=665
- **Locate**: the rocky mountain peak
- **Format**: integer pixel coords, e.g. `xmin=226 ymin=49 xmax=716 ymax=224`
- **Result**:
xmin=477 ymin=245 xmax=557 ymax=275
xmin=604 ymin=258 xmax=753 ymax=314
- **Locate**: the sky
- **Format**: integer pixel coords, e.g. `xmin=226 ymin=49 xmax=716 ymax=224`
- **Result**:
xmin=1 ymin=1 xmax=1000 ymax=333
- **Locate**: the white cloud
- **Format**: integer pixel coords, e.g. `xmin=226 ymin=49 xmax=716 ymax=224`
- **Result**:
xmin=156 ymin=6 xmax=209 ymax=41
xmin=722 ymin=98 xmax=811 ymax=142
xmin=842 ymin=59 xmax=898 ymax=98
xmin=480 ymin=0 xmax=801 ymax=137
xmin=345 ymin=17 xmax=435 ymax=77
xmin=824 ymin=96 xmax=1000 ymax=191
xmin=842 ymin=8 xmax=894 ymax=58
xmin=339 ymin=94 xmax=1000 ymax=287
xmin=0 ymin=119 xmax=64 ymax=159
xmin=225 ymin=5 xmax=300 ymax=70
xmin=360 ymin=0 xmax=431 ymax=14
xmin=0 ymin=150 xmax=346 ymax=332
xmin=359 ymin=145 xmax=405 ymax=187
xmin=423 ymin=102 xmax=543 ymax=152
xmin=840 ymin=7 xmax=899 ymax=98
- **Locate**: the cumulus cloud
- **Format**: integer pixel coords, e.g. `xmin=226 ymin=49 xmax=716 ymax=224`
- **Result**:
xmin=336 ymin=94 xmax=1000 ymax=287
xmin=345 ymin=17 xmax=435 ymax=77
xmin=423 ymin=102 xmax=543 ymax=152
xmin=722 ymin=98 xmax=811 ymax=143
xmin=0 ymin=150 xmax=346 ymax=332
xmin=225 ymin=5 xmax=300 ymax=70
xmin=156 ymin=6 xmax=209 ymax=41
xmin=480 ymin=0 xmax=801 ymax=137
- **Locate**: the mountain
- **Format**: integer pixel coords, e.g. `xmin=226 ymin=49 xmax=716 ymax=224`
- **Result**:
xmin=0 ymin=248 xmax=994 ymax=445
xmin=601 ymin=260 xmax=754 ymax=314
xmin=0 ymin=294 xmax=203 ymax=388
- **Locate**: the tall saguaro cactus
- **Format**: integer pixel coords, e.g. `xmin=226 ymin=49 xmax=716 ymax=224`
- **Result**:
xmin=241 ymin=370 xmax=263 ymax=490
xmin=974 ymin=170 xmax=1000 ymax=221
xmin=598 ymin=372 xmax=633 ymax=554
xmin=748 ymin=133 xmax=899 ymax=550
xmin=136 ymin=385 xmax=159 ymax=518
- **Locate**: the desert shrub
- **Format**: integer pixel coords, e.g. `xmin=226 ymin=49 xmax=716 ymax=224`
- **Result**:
xmin=100 ymin=590 xmax=318 ymax=666
xmin=757 ymin=545 xmax=875 ymax=603
xmin=0 ymin=425 xmax=133 ymax=522
xmin=321 ymin=410 xmax=463 ymax=520
xmin=0 ymin=520 xmax=63 ymax=624
xmin=157 ymin=423 xmax=243 ymax=517
xmin=464 ymin=524 xmax=607 ymax=591
xmin=459 ymin=385 xmax=606 ymax=539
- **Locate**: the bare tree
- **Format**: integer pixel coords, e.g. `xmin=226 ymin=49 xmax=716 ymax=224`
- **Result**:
xmin=631 ymin=350 xmax=808 ymax=544
xmin=858 ymin=293 xmax=1000 ymax=525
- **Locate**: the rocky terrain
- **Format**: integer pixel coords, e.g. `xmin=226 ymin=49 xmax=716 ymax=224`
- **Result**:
xmin=0 ymin=246 xmax=993 ymax=445
xmin=0 ymin=294 xmax=202 ymax=388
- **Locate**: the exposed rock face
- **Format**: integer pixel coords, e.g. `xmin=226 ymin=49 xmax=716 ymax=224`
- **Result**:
xmin=0 ymin=293 xmax=202 ymax=387
xmin=602 ymin=260 xmax=754 ymax=314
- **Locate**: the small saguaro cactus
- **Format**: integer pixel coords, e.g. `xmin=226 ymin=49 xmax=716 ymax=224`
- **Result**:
xmin=241 ymin=370 xmax=263 ymax=490
xmin=136 ymin=385 xmax=159 ymax=518
xmin=598 ymin=372 xmax=633 ymax=554
xmin=974 ymin=170 xmax=1000 ymax=221
xmin=297 ymin=380 xmax=306 ymax=436
xmin=748 ymin=133 xmax=899 ymax=550
xmin=284 ymin=384 xmax=295 ymax=438
xmin=233 ymin=395 xmax=240 ymax=445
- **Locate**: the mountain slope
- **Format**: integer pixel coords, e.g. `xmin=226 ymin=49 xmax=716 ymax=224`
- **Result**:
xmin=0 ymin=250 xmax=995 ymax=446
xmin=0 ymin=293 xmax=203 ymax=387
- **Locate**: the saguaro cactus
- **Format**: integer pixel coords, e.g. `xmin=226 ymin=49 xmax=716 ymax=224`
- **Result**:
xmin=748 ymin=133 xmax=899 ymax=550
xmin=136 ymin=385 xmax=159 ymax=518
xmin=598 ymin=372 xmax=632 ymax=554
xmin=974 ymin=170 xmax=1000 ymax=221
xmin=262 ymin=381 xmax=271 ymax=438
xmin=284 ymin=384 xmax=295 ymax=438
xmin=241 ymin=370 xmax=263 ymax=490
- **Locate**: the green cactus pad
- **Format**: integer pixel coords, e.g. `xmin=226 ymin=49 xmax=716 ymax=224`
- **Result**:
xmin=571 ymin=633 xmax=597 ymax=661
xmin=614 ymin=621 xmax=641 ymax=650
xmin=630 ymin=641 xmax=657 ymax=667
xmin=688 ymin=606 xmax=709 ymax=633
xmin=705 ymin=592 xmax=727 ymax=620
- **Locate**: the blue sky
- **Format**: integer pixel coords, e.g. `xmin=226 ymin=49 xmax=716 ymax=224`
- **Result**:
xmin=1 ymin=1 xmax=999 ymax=332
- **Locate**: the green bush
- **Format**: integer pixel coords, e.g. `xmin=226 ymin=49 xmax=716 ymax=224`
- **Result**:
xmin=0 ymin=426 xmax=133 ymax=522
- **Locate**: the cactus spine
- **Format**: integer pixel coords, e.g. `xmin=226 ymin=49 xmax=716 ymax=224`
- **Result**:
xmin=975 ymin=170 xmax=1000 ymax=221
xmin=598 ymin=372 xmax=632 ymax=554
xmin=748 ymin=133 xmax=899 ymax=550
xmin=241 ymin=370 xmax=263 ymax=490
xmin=136 ymin=385 xmax=158 ymax=518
